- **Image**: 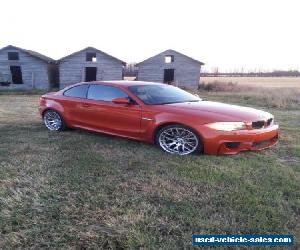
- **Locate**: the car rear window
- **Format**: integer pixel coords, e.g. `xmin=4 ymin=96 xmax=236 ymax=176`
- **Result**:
xmin=63 ymin=85 xmax=89 ymax=98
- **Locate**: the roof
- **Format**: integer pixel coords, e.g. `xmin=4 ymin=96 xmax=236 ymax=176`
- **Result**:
xmin=68 ymin=80 xmax=163 ymax=88
xmin=100 ymin=80 xmax=162 ymax=87
xmin=58 ymin=47 xmax=126 ymax=65
xmin=136 ymin=49 xmax=204 ymax=66
xmin=0 ymin=45 xmax=55 ymax=63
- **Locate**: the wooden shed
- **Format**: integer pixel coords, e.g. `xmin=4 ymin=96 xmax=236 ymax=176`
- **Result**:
xmin=0 ymin=45 xmax=58 ymax=89
xmin=58 ymin=47 xmax=125 ymax=89
xmin=137 ymin=49 xmax=204 ymax=89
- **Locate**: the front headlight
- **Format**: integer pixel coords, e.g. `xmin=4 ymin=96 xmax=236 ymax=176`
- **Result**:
xmin=205 ymin=122 xmax=246 ymax=131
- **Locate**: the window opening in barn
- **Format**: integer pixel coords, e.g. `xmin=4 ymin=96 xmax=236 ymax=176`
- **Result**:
xmin=165 ymin=55 xmax=174 ymax=63
xmin=163 ymin=69 xmax=175 ymax=84
xmin=10 ymin=66 xmax=23 ymax=84
xmin=86 ymin=52 xmax=97 ymax=62
xmin=8 ymin=52 xmax=19 ymax=60
xmin=85 ymin=67 xmax=97 ymax=82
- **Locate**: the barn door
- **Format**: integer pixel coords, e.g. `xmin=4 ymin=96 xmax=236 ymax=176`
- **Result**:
xmin=85 ymin=67 xmax=97 ymax=82
xmin=163 ymin=69 xmax=175 ymax=84
xmin=10 ymin=66 xmax=23 ymax=84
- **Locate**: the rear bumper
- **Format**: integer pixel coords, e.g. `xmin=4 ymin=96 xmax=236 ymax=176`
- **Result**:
xmin=38 ymin=106 xmax=45 ymax=116
xmin=196 ymin=124 xmax=279 ymax=155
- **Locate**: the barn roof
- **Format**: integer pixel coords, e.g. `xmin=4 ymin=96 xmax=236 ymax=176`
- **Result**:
xmin=58 ymin=47 xmax=126 ymax=65
xmin=0 ymin=45 xmax=55 ymax=63
xmin=136 ymin=49 xmax=204 ymax=66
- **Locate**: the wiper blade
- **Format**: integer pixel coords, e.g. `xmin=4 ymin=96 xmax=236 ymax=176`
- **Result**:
xmin=151 ymin=101 xmax=182 ymax=105
xmin=162 ymin=100 xmax=201 ymax=104
xmin=186 ymin=99 xmax=201 ymax=102
xmin=153 ymin=99 xmax=201 ymax=105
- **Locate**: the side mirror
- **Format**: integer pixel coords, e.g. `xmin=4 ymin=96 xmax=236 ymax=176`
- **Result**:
xmin=112 ymin=97 xmax=131 ymax=105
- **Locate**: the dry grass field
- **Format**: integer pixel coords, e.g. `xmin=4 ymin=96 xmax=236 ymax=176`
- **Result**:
xmin=201 ymin=77 xmax=300 ymax=88
xmin=199 ymin=77 xmax=300 ymax=109
xmin=0 ymin=88 xmax=299 ymax=248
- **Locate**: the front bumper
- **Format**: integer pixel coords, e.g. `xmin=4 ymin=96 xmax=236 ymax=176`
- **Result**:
xmin=196 ymin=124 xmax=279 ymax=155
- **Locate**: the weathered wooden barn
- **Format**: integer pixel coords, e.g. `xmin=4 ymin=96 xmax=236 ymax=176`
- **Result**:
xmin=137 ymin=49 xmax=204 ymax=89
xmin=0 ymin=45 xmax=58 ymax=89
xmin=59 ymin=47 xmax=125 ymax=88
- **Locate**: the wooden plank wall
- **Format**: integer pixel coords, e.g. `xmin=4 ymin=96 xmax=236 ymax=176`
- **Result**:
xmin=137 ymin=50 xmax=201 ymax=89
xmin=0 ymin=48 xmax=50 ymax=89
xmin=59 ymin=49 xmax=123 ymax=89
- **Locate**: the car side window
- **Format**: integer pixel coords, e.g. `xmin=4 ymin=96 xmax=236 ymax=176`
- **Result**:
xmin=63 ymin=85 xmax=89 ymax=98
xmin=87 ymin=85 xmax=128 ymax=101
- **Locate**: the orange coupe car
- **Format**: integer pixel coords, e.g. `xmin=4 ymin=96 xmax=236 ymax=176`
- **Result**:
xmin=39 ymin=81 xmax=279 ymax=155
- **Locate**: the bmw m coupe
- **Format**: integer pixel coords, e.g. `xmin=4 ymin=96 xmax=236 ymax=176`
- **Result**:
xmin=39 ymin=81 xmax=279 ymax=155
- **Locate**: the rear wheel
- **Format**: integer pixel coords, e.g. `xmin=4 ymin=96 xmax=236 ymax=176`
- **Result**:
xmin=43 ymin=110 xmax=66 ymax=131
xmin=155 ymin=125 xmax=202 ymax=155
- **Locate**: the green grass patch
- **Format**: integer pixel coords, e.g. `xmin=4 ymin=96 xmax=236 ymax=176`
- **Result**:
xmin=0 ymin=94 xmax=299 ymax=249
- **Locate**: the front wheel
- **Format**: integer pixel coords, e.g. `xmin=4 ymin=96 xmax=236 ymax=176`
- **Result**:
xmin=155 ymin=125 xmax=202 ymax=155
xmin=43 ymin=110 xmax=66 ymax=131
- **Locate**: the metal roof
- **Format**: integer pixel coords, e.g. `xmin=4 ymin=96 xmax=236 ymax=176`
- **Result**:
xmin=136 ymin=49 xmax=204 ymax=66
xmin=58 ymin=47 xmax=126 ymax=65
xmin=0 ymin=45 xmax=55 ymax=63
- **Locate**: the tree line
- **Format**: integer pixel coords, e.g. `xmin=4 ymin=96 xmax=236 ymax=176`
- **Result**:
xmin=123 ymin=64 xmax=300 ymax=78
xmin=201 ymin=70 xmax=300 ymax=77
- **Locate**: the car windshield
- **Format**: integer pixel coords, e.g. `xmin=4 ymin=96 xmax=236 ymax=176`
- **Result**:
xmin=128 ymin=84 xmax=201 ymax=105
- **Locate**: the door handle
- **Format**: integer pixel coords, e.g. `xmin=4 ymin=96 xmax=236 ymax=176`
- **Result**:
xmin=82 ymin=104 xmax=90 ymax=108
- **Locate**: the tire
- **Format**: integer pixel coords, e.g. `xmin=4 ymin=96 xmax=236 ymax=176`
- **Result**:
xmin=43 ymin=110 xmax=66 ymax=131
xmin=155 ymin=125 xmax=202 ymax=155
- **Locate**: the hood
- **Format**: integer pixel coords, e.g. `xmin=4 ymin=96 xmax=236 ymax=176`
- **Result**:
xmin=167 ymin=101 xmax=272 ymax=122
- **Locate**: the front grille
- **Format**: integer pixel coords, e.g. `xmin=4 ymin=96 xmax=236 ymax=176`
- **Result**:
xmin=252 ymin=139 xmax=272 ymax=148
xmin=225 ymin=142 xmax=241 ymax=149
xmin=266 ymin=118 xmax=273 ymax=126
xmin=252 ymin=120 xmax=265 ymax=129
xmin=252 ymin=135 xmax=278 ymax=149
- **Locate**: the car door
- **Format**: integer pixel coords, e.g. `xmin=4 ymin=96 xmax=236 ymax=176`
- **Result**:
xmin=61 ymin=84 xmax=92 ymax=127
xmin=83 ymin=84 xmax=142 ymax=138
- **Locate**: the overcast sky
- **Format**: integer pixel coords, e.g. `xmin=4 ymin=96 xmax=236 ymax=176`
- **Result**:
xmin=1 ymin=0 xmax=299 ymax=71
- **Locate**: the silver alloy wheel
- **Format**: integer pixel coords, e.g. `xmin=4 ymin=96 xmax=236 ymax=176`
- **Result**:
xmin=158 ymin=127 xmax=199 ymax=155
xmin=43 ymin=111 xmax=62 ymax=131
